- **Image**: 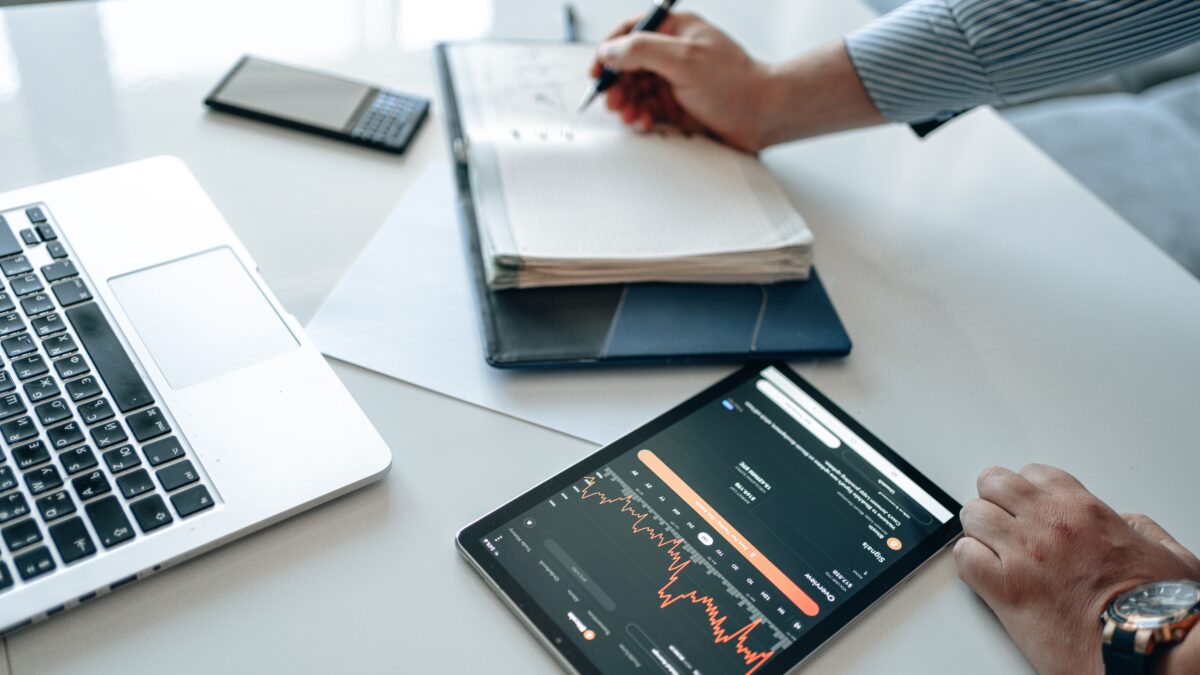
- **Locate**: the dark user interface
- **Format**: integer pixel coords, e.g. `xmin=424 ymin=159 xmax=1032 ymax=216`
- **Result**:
xmin=482 ymin=367 xmax=954 ymax=674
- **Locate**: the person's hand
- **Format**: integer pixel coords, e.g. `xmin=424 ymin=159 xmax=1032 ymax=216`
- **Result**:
xmin=955 ymin=464 xmax=1200 ymax=674
xmin=591 ymin=12 xmax=773 ymax=152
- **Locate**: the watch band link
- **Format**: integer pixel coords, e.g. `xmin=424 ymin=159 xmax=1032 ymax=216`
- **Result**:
xmin=1104 ymin=626 xmax=1148 ymax=675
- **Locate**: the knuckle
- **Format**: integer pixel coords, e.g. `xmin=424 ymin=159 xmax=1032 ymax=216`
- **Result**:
xmin=977 ymin=465 xmax=1005 ymax=486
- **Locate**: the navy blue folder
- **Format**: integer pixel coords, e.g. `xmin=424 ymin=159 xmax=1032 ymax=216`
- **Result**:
xmin=436 ymin=42 xmax=852 ymax=368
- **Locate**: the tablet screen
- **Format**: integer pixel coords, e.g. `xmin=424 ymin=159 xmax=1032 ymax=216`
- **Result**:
xmin=460 ymin=364 xmax=960 ymax=674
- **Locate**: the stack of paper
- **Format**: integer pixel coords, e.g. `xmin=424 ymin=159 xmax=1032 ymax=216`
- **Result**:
xmin=448 ymin=42 xmax=813 ymax=290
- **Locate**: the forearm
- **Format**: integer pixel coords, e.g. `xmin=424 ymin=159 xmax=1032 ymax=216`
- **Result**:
xmin=754 ymin=40 xmax=886 ymax=147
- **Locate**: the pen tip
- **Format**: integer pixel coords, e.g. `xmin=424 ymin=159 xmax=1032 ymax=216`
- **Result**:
xmin=576 ymin=87 xmax=598 ymax=113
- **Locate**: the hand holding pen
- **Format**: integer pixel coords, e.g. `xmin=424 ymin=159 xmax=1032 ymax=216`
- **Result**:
xmin=584 ymin=10 xmax=774 ymax=152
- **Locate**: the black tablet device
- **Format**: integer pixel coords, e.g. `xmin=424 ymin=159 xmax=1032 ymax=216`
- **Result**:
xmin=457 ymin=362 xmax=962 ymax=674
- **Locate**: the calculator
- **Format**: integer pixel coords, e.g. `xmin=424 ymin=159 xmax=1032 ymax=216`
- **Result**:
xmin=204 ymin=56 xmax=429 ymax=154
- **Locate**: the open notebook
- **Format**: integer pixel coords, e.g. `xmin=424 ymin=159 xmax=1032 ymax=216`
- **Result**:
xmin=444 ymin=42 xmax=814 ymax=289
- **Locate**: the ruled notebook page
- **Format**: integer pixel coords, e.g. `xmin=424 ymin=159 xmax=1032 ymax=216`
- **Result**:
xmin=453 ymin=43 xmax=810 ymax=261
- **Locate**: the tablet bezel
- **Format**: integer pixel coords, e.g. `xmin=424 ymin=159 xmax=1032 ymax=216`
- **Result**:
xmin=457 ymin=361 xmax=963 ymax=674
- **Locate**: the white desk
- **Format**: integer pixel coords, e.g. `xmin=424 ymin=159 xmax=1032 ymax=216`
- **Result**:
xmin=0 ymin=0 xmax=1198 ymax=673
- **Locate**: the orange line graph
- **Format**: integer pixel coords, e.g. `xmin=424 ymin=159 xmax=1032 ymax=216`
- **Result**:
xmin=580 ymin=474 xmax=777 ymax=675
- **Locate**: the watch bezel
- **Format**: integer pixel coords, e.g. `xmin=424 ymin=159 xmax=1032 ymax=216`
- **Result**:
xmin=1106 ymin=580 xmax=1200 ymax=629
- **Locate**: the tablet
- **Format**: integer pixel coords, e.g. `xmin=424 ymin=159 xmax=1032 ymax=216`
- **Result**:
xmin=458 ymin=363 xmax=962 ymax=674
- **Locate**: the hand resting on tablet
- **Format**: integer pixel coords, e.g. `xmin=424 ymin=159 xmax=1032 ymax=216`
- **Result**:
xmin=957 ymin=464 xmax=1200 ymax=675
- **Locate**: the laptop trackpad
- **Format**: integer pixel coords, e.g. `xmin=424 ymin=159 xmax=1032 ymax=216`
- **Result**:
xmin=110 ymin=247 xmax=298 ymax=389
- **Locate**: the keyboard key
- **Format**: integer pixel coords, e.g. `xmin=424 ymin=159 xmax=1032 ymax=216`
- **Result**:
xmin=0 ymin=561 xmax=11 ymax=591
xmin=2 ymin=333 xmax=34 ymax=358
xmin=116 ymin=469 xmax=153 ymax=498
xmin=24 ymin=465 xmax=62 ymax=495
xmin=2 ymin=518 xmax=41 ymax=552
xmin=0 ymin=370 xmax=13 ymax=394
xmin=61 ymin=446 xmax=97 ymax=475
xmin=42 ymin=333 xmax=77 ymax=358
xmin=80 ymin=400 xmax=114 ymax=427
xmin=0 ymin=492 xmax=30 ymax=523
xmin=0 ymin=223 xmax=18 ymax=259
xmin=14 ymin=545 xmax=55 ymax=580
xmin=143 ymin=436 xmax=184 ymax=467
xmin=34 ymin=398 xmax=70 ymax=426
xmin=91 ymin=420 xmax=127 ymax=449
xmin=24 ymin=376 xmax=59 ymax=403
xmin=127 ymin=407 xmax=170 ymax=443
xmin=0 ymin=292 xmax=13 ymax=314
xmin=41 ymin=260 xmax=76 ymax=283
xmin=0 ymin=466 xmax=16 ymax=492
xmin=19 ymin=293 xmax=53 ymax=316
xmin=46 ymin=241 xmax=67 ymax=259
xmin=130 ymin=494 xmax=173 ymax=533
xmin=53 ymin=354 xmax=88 ymax=379
xmin=35 ymin=224 xmax=56 ymax=242
xmin=66 ymin=303 xmax=154 ymax=413
xmin=48 ymin=417 xmax=84 ymax=449
xmin=157 ymin=460 xmax=198 ymax=492
xmin=18 ymin=230 xmax=37 ymax=246
xmin=85 ymin=496 xmax=134 ymax=548
xmin=66 ymin=376 xmax=101 ymax=402
xmin=171 ymin=484 xmax=214 ymax=517
xmin=24 ymin=207 xmax=46 ymax=224
xmin=13 ymin=354 xmax=47 ymax=380
xmin=30 ymin=313 xmax=64 ymax=337
xmin=36 ymin=490 xmax=74 ymax=521
xmin=72 ymin=470 xmax=111 ymax=501
xmin=0 ymin=393 xmax=25 ymax=420
xmin=0 ymin=313 xmax=24 ymax=338
xmin=103 ymin=445 xmax=140 ymax=474
xmin=3 ymin=419 xmax=39 ymax=449
xmin=51 ymin=279 xmax=91 ymax=307
xmin=9 ymin=274 xmax=40 ymax=296
xmin=1 ymin=256 xmax=32 ymax=278
xmin=48 ymin=516 xmax=95 ymax=564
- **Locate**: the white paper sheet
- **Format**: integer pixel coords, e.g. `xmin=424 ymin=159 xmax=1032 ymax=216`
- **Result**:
xmin=306 ymin=165 xmax=733 ymax=444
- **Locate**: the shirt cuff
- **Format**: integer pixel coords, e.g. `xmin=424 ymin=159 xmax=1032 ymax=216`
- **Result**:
xmin=844 ymin=0 xmax=995 ymax=125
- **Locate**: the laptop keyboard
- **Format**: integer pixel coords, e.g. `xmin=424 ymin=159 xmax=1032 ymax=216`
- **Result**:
xmin=0 ymin=204 xmax=214 ymax=591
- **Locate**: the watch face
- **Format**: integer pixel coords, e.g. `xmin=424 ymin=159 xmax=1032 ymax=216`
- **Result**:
xmin=1112 ymin=580 xmax=1200 ymax=626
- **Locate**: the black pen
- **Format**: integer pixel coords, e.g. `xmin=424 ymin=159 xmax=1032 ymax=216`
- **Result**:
xmin=563 ymin=4 xmax=579 ymax=42
xmin=576 ymin=0 xmax=678 ymax=112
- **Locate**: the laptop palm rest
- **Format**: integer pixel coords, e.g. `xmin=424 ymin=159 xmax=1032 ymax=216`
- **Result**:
xmin=110 ymin=247 xmax=298 ymax=389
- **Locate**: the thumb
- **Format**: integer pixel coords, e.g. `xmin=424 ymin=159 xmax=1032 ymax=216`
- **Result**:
xmin=598 ymin=33 xmax=691 ymax=81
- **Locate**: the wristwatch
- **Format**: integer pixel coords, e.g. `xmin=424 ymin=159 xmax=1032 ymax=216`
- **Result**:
xmin=1102 ymin=579 xmax=1200 ymax=674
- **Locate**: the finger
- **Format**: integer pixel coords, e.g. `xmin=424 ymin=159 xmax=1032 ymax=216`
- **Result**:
xmin=597 ymin=33 xmax=693 ymax=82
xmin=637 ymin=110 xmax=655 ymax=132
xmin=976 ymin=466 xmax=1041 ymax=516
xmin=619 ymin=104 xmax=639 ymax=126
xmin=1019 ymin=463 xmax=1087 ymax=494
xmin=960 ymin=498 xmax=1016 ymax=553
xmin=1123 ymin=513 xmax=1200 ymax=573
xmin=605 ymin=84 xmax=626 ymax=111
xmin=954 ymin=536 xmax=1003 ymax=602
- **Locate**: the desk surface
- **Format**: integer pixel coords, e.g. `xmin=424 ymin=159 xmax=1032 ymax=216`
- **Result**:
xmin=1 ymin=0 xmax=1199 ymax=673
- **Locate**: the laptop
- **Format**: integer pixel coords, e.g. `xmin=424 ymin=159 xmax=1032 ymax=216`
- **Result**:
xmin=0 ymin=156 xmax=391 ymax=632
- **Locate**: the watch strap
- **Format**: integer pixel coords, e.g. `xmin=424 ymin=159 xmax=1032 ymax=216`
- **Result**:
xmin=1104 ymin=625 xmax=1149 ymax=675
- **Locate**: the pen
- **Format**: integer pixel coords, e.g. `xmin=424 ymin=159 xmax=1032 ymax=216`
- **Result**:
xmin=563 ymin=4 xmax=579 ymax=42
xmin=576 ymin=0 xmax=678 ymax=112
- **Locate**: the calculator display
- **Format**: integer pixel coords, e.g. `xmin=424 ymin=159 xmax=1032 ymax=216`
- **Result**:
xmin=211 ymin=58 xmax=371 ymax=131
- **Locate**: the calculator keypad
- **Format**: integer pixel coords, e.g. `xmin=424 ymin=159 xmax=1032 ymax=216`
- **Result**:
xmin=349 ymin=91 xmax=428 ymax=150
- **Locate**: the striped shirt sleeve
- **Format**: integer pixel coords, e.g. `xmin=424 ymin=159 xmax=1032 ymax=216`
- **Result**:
xmin=844 ymin=0 xmax=1200 ymax=127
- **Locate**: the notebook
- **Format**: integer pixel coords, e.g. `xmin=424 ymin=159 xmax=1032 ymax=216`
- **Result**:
xmin=435 ymin=41 xmax=852 ymax=368
xmin=443 ymin=41 xmax=813 ymax=289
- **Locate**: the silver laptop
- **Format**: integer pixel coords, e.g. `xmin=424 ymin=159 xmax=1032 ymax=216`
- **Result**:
xmin=0 ymin=156 xmax=390 ymax=631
